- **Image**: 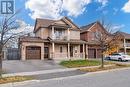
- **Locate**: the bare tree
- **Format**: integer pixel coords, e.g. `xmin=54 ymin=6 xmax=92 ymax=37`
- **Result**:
xmin=94 ymin=20 xmax=122 ymax=68
xmin=0 ymin=10 xmax=24 ymax=76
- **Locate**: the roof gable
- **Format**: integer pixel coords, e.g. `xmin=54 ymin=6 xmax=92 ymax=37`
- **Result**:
xmin=61 ymin=17 xmax=80 ymax=30
xmin=80 ymin=21 xmax=107 ymax=33
xmin=34 ymin=17 xmax=79 ymax=32
xmin=117 ymin=32 xmax=130 ymax=39
xmin=34 ymin=18 xmax=55 ymax=32
xmin=81 ymin=22 xmax=96 ymax=30
xmin=53 ymin=20 xmax=67 ymax=25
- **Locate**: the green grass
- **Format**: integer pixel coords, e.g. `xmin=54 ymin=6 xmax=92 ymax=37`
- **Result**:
xmin=0 ymin=76 xmax=33 ymax=84
xmin=60 ymin=59 xmax=108 ymax=68
xmin=80 ymin=63 xmax=130 ymax=72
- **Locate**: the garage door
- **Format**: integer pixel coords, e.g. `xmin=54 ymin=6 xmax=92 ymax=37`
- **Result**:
xmin=26 ymin=46 xmax=41 ymax=59
xmin=88 ymin=48 xmax=96 ymax=58
xmin=97 ymin=49 xmax=102 ymax=58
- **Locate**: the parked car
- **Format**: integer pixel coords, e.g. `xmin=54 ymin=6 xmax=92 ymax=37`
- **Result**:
xmin=106 ymin=53 xmax=130 ymax=61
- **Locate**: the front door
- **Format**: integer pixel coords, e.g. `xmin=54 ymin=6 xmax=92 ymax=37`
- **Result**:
xmin=44 ymin=47 xmax=49 ymax=59
xmin=70 ymin=46 xmax=73 ymax=57
xmin=88 ymin=48 xmax=96 ymax=58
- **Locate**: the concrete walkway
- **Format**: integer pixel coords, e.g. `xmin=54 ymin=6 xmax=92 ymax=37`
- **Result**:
xmin=31 ymin=70 xmax=86 ymax=80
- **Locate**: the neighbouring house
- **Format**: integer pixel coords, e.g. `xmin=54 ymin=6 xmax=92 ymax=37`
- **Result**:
xmin=118 ymin=32 xmax=130 ymax=55
xmin=19 ymin=17 xmax=86 ymax=60
xmin=80 ymin=21 xmax=106 ymax=58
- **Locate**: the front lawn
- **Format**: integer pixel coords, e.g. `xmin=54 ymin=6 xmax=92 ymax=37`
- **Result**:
xmin=0 ymin=76 xmax=33 ymax=84
xmin=60 ymin=59 xmax=110 ymax=68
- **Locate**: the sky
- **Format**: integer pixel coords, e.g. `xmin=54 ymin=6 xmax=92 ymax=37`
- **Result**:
xmin=14 ymin=0 xmax=130 ymax=33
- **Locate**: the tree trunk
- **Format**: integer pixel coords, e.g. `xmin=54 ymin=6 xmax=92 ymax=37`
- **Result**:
xmin=101 ymin=52 xmax=104 ymax=68
xmin=101 ymin=44 xmax=104 ymax=68
xmin=0 ymin=44 xmax=3 ymax=77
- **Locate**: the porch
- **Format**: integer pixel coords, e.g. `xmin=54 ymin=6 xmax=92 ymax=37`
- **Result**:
xmin=44 ymin=40 xmax=86 ymax=60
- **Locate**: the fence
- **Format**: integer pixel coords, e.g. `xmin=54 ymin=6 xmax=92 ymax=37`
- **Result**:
xmin=7 ymin=48 xmax=20 ymax=60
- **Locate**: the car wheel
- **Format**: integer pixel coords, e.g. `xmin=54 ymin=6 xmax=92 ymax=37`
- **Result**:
xmin=107 ymin=57 xmax=111 ymax=60
xmin=125 ymin=60 xmax=128 ymax=62
xmin=118 ymin=58 xmax=122 ymax=62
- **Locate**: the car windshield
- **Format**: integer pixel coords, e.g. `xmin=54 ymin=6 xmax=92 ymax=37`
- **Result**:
xmin=111 ymin=53 xmax=126 ymax=55
xmin=112 ymin=53 xmax=120 ymax=56
xmin=111 ymin=53 xmax=129 ymax=56
xmin=119 ymin=53 xmax=126 ymax=55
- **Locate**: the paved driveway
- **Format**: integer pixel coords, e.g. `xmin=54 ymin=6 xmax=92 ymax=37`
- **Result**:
xmin=3 ymin=60 xmax=65 ymax=73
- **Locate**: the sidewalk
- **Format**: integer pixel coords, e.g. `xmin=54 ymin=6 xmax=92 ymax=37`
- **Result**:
xmin=0 ymin=66 xmax=130 ymax=87
xmin=2 ymin=65 xmax=113 ymax=77
xmin=1 ymin=66 xmax=130 ymax=87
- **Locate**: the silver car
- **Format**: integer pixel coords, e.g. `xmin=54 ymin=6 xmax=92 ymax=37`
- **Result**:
xmin=107 ymin=53 xmax=130 ymax=61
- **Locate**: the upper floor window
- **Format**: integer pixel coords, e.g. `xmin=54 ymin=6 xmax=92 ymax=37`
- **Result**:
xmin=93 ymin=31 xmax=102 ymax=41
xmin=126 ymin=39 xmax=130 ymax=43
xmin=54 ymin=28 xmax=65 ymax=39
xmin=91 ymin=32 xmax=96 ymax=40
xmin=75 ymin=46 xmax=78 ymax=53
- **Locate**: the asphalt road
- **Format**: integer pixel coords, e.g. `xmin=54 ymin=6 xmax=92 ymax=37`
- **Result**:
xmin=13 ymin=68 xmax=130 ymax=87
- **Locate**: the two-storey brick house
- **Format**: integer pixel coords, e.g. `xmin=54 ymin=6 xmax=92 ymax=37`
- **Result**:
xmin=80 ymin=21 xmax=106 ymax=58
xmin=19 ymin=17 xmax=86 ymax=60
xmin=118 ymin=32 xmax=130 ymax=55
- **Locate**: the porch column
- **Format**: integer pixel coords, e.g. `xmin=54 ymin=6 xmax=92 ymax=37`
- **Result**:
xmin=52 ymin=26 xmax=55 ymax=39
xmin=83 ymin=44 xmax=85 ymax=59
xmin=67 ymin=43 xmax=70 ymax=59
xmin=41 ymin=43 xmax=44 ymax=60
xmin=67 ymin=28 xmax=70 ymax=40
xmin=52 ymin=42 xmax=55 ymax=58
xmin=22 ymin=45 xmax=26 ymax=60
xmin=124 ymin=38 xmax=126 ymax=54
xmin=86 ymin=45 xmax=88 ymax=59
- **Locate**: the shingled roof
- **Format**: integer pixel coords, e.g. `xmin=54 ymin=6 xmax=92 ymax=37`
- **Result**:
xmin=19 ymin=36 xmax=49 ymax=43
xmin=34 ymin=17 xmax=79 ymax=33
xmin=118 ymin=32 xmax=130 ymax=39
xmin=80 ymin=21 xmax=108 ymax=34
xmin=81 ymin=22 xmax=96 ymax=30
xmin=34 ymin=19 xmax=55 ymax=32
xmin=80 ymin=22 xmax=97 ymax=33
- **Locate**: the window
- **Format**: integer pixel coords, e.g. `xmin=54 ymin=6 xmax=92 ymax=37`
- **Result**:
xmin=60 ymin=46 xmax=63 ymax=53
xmin=91 ymin=32 xmax=95 ymax=40
xmin=54 ymin=29 xmax=65 ymax=39
xmin=93 ymin=31 xmax=102 ymax=41
xmin=75 ymin=46 xmax=78 ymax=53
